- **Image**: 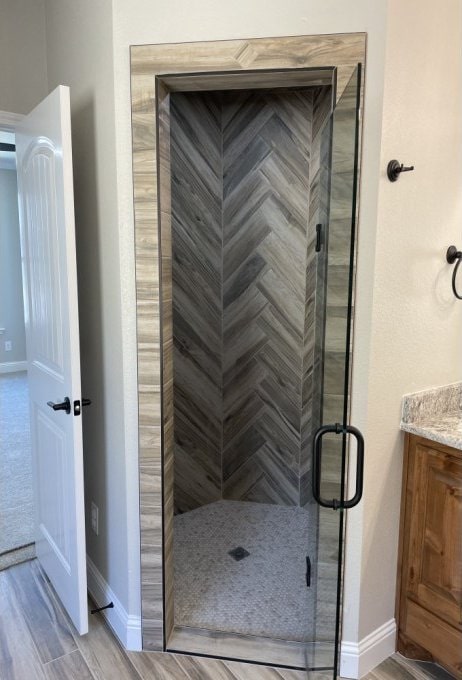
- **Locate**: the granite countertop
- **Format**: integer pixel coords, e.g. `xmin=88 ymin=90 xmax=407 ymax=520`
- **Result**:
xmin=400 ymin=382 xmax=462 ymax=450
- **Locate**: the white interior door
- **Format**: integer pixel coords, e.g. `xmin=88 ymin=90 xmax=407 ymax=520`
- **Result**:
xmin=15 ymin=86 xmax=88 ymax=635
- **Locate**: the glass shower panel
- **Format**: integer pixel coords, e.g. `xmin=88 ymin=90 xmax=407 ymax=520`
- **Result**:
xmin=306 ymin=64 xmax=362 ymax=679
xmin=167 ymin=67 xmax=363 ymax=673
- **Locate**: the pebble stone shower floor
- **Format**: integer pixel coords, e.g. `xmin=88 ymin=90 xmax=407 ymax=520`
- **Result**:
xmin=174 ymin=500 xmax=323 ymax=642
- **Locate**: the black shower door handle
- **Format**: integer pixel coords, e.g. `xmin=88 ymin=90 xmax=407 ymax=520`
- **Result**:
xmin=312 ymin=423 xmax=364 ymax=510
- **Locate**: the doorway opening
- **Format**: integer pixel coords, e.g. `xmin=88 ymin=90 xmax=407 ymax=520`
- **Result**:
xmin=156 ymin=65 xmax=362 ymax=674
xmin=0 ymin=130 xmax=35 ymax=571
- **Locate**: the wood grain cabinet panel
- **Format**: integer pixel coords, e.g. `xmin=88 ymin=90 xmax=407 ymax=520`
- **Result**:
xmin=397 ymin=434 xmax=462 ymax=678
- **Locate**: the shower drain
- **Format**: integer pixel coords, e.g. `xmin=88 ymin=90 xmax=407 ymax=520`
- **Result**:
xmin=228 ymin=546 xmax=250 ymax=561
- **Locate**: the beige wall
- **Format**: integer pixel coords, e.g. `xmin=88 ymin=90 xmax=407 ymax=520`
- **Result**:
xmin=0 ymin=169 xmax=26 ymax=364
xmin=112 ymin=0 xmax=462 ymax=660
xmin=44 ymin=0 xmax=140 ymax=619
xmin=0 ymin=0 xmax=48 ymax=114
xmin=353 ymin=0 xmax=462 ymax=643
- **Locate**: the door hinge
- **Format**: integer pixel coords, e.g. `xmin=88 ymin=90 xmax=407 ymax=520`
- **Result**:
xmin=306 ymin=555 xmax=311 ymax=587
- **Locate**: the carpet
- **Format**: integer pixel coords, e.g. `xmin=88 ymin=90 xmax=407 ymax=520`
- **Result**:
xmin=0 ymin=371 xmax=35 ymax=569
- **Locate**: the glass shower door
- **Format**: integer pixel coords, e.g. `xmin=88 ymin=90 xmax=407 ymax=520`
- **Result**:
xmin=306 ymin=64 xmax=364 ymax=679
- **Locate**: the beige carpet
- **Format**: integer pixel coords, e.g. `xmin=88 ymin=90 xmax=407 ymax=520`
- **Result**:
xmin=0 ymin=371 xmax=35 ymax=569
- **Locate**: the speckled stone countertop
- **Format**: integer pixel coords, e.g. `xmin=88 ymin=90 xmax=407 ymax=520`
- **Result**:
xmin=400 ymin=382 xmax=462 ymax=450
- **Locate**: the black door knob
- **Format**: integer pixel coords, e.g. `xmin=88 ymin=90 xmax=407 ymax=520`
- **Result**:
xmin=47 ymin=397 xmax=71 ymax=415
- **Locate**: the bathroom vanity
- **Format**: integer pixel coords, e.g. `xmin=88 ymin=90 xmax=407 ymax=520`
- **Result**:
xmin=398 ymin=385 xmax=462 ymax=678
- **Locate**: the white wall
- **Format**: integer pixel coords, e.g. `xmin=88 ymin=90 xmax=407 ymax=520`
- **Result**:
xmin=0 ymin=169 xmax=27 ymax=364
xmin=355 ymin=0 xmax=462 ymax=644
xmin=0 ymin=0 xmax=48 ymax=114
xmin=44 ymin=0 xmax=141 ymax=622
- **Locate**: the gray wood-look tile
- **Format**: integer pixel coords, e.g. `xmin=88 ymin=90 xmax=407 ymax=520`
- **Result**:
xmin=170 ymin=91 xmax=223 ymax=514
xmin=0 ymin=565 xmax=46 ymax=680
xmin=43 ymin=650 xmax=94 ymax=680
xmin=70 ymin=610 xmax=142 ymax=680
xmin=0 ymin=560 xmax=452 ymax=680
xmin=301 ymin=84 xmax=332 ymax=504
xmin=222 ymin=88 xmax=312 ymax=504
xmin=5 ymin=560 xmax=77 ymax=664
xmin=168 ymin=86 xmax=337 ymax=509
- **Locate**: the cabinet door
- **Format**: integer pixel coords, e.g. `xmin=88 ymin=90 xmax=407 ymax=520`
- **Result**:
xmin=407 ymin=440 xmax=462 ymax=630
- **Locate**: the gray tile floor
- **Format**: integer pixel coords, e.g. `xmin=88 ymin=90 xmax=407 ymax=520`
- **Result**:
xmin=0 ymin=557 xmax=455 ymax=679
xmin=174 ymin=500 xmax=318 ymax=640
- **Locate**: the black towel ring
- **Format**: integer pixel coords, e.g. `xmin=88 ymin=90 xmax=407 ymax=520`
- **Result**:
xmin=446 ymin=246 xmax=462 ymax=299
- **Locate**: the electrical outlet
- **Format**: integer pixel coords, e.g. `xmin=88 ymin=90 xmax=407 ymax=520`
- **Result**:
xmin=4 ymin=340 xmax=12 ymax=351
xmin=91 ymin=502 xmax=99 ymax=535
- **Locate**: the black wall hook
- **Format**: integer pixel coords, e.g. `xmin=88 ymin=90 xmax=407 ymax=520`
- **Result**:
xmin=387 ymin=159 xmax=415 ymax=182
xmin=446 ymin=245 xmax=462 ymax=264
xmin=446 ymin=245 xmax=462 ymax=300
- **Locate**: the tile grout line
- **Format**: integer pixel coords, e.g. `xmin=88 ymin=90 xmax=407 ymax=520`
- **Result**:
xmin=41 ymin=648 xmax=97 ymax=680
xmin=44 ymin=572 xmax=143 ymax=680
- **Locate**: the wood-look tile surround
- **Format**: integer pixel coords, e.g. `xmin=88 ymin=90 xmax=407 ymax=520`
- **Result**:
xmin=131 ymin=33 xmax=366 ymax=654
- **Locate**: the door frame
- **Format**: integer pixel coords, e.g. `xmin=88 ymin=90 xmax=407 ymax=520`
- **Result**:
xmin=130 ymin=32 xmax=366 ymax=660
xmin=0 ymin=110 xmax=24 ymax=130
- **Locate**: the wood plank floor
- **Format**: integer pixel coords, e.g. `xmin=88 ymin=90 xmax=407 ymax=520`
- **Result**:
xmin=0 ymin=559 xmax=454 ymax=680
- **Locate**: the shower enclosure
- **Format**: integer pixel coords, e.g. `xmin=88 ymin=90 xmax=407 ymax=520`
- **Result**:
xmin=130 ymin=33 xmax=366 ymax=680
xmin=160 ymin=66 xmax=363 ymax=676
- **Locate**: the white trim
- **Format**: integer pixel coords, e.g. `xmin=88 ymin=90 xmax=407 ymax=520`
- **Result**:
xmin=0 ymin=360 xmax=28 ymax=374
xmin=340 ymin=619 xmax=396 ymax=679
xmin=86 ymin=555 xmax=142 ymax=651
xmin=0 ymin=110 xmax=24 ymax=131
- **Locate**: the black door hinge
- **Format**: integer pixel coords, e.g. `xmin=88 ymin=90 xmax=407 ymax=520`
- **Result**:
xmin=306 ymin=555 xmax=311 ymax=587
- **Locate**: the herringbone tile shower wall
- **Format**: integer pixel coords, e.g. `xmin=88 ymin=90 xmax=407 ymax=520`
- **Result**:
xmin=170 ymin=93 xmax=223 ymax=513
xmin=222 ymin=90 xmax=312 ymax=504
xmin=171 ymin=88 xmax=332 ymax=512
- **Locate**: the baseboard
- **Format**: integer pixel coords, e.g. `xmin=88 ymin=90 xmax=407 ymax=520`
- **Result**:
xmin=86 ymin=555 xmax=142 ymax=651
xmin=0 ymin=360 xmax=27 ymax=374
xmin=340 ymin=619 xmax=396 ymax=679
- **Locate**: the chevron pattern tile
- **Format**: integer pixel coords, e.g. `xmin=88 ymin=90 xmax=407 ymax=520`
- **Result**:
xmin=301 ymin=86 xmax=333 ymax=506
xmin=170 ymin=92 xmax=223 ymax=513
xmin=222 ymin=89 xmax=312 ymax=504
xmin=170 ymin=88 xmax=336 ymax=510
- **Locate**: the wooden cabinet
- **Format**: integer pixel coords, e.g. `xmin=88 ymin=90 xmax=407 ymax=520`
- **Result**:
xmin=397 ymin=434 xmax=462 ymax=678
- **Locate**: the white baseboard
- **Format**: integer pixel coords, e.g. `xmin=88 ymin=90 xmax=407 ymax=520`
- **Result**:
xmin=86 ymin=555 xmax=142 ymax=651
xmin=340 ymin=619 xmax=396 ymax=679
xmin=0 ymin=360 xmax=27 ymax=374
